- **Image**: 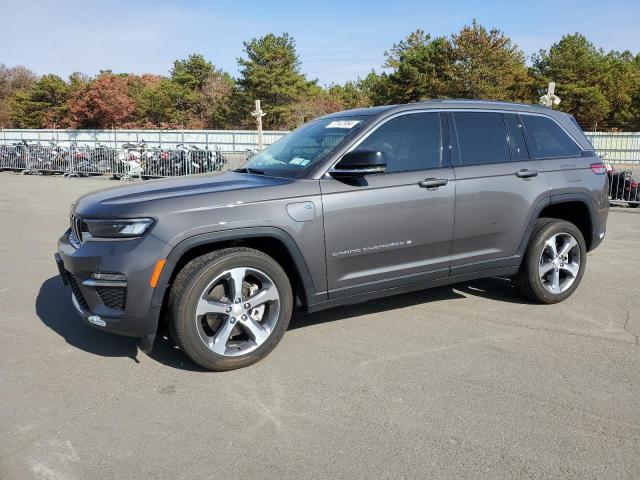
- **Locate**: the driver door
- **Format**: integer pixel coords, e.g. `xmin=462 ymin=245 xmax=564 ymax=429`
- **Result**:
xmin=320 ymin=111 xmax=455 ymax=299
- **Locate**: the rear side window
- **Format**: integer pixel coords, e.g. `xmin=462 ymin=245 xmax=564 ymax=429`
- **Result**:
xmin=504 ymin=113 xmax=529 ymax=161
xmin=520 ymin=114 xmax=581 ymax=159
xmin=453 ymin=112 xmax=510 ymax=165
xmin=354 ymin=112 xmax=443 ymax=172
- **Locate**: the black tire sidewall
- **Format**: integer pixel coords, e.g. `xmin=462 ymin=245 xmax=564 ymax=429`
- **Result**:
xmin=175 ymin=251 xmax=293 ymax=370
xmin=525 ymin=221 xmax=587 ymax=304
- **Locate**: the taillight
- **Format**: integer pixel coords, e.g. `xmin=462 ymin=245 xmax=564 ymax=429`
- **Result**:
xmin=590 ymin=163 xmax=607 ymax=175
xmin=632 ymin=180 xmax=638 ymax=189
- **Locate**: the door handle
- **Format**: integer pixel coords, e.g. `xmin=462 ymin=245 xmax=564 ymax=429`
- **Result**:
xmin=418 ymin=178 xmax=448 ymax=189
xmin=515 ymin=169 xmax=539 ymax=179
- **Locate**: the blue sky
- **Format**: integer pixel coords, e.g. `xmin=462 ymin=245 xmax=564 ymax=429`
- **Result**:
xmin=1 ymin=0 xmax=639 ymax=85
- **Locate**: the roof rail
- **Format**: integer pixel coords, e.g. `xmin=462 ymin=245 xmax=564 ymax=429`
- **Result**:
xmin=418 ymin=98 xmax=539 ymax=108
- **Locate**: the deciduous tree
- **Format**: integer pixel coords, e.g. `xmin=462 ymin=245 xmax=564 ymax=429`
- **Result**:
xmin=66 ymin=73 xmax=136 ymax=128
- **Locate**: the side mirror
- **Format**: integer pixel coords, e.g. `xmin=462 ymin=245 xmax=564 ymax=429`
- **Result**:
xmin=329 ymin=150 xmax=386 ymax=178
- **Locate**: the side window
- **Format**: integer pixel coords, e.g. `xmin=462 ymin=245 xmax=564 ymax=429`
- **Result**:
xmin=521 ymin=114 xmax=581 ymax=159
xmin=453 ymin=112 xmax=510 ymax=165
xmin=354 ymin=113 xmax=442 ymax=172
xmin=504 ymin=113 xmax=529 ymax=161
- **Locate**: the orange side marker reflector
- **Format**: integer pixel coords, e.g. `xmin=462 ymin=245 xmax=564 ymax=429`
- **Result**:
xmin=150 ymin=259 xmax=166 ymax=288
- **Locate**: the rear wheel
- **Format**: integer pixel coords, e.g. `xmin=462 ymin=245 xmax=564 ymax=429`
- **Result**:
xmin=513 ymin=219 xmax=586 ymax=304
xmin=168 ymin=247 xmax=293 ymax=371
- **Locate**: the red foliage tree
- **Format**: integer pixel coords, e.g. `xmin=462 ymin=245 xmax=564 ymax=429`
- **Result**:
xmin=65 ymin=73 xmax=136 ymax=128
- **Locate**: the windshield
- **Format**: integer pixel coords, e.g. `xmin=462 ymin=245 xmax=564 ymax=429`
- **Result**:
xmin=239 ymin=115 xmax=372 ymax=178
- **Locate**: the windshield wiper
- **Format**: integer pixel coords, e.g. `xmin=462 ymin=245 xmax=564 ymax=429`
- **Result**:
xmin=233 ymin=167 xmax=266 ymax=175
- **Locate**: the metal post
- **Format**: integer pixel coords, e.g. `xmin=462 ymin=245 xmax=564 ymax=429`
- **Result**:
xmin=540 ymin=82 xmax=561 ymax=109
xmin=251 ymin=100 xmax=266 ymax=151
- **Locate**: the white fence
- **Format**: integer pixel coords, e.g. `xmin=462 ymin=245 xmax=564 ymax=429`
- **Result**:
xmin=584 ymin=132 xmax=640 ymax=164
xmin=0 ymin=129 xmax=288 ymax=151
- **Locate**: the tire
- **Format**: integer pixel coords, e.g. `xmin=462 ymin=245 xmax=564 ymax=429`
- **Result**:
xmin=513 ymin=218 xmax=587 ymax=304
xmin=168 ymin=247 xmax=293 ymax=371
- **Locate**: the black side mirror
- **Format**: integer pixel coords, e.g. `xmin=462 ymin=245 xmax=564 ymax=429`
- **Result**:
xmin=329 ymin=150 xmax=386 ymax=178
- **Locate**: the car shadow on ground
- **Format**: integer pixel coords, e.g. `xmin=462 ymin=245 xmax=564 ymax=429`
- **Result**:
xmin=36 ymin=276 xmax=140 ymax=361
xmin=36 ymin=275 xmax=531 ymax=371
xmin=290 ymin=276 xmax=532 ymax=329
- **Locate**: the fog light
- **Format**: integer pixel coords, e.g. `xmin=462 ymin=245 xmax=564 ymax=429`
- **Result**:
xmin=88 ymin=315 xmax=106 ymax=327
xmin=91 ymin=273 xmax=126 ymax=281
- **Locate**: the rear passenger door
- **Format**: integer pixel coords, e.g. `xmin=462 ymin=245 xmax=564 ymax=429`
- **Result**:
xmin=449 ymin=111 xmax=549 ymax=274
xmin=518 ymin=113 xmax=585 ymax=189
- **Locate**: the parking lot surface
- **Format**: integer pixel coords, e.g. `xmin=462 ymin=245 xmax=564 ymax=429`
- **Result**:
xmin=1 ymin=173 xmax=639 ymax=480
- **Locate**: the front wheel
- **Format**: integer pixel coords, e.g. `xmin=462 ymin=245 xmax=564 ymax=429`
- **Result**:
xmin=513 ymin=219 xmax=587 ymax=304
xmin=168 ymin=247 xmax=293 ymax=371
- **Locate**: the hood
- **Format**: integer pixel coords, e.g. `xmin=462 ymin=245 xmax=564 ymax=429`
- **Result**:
xmin=74 ymin=171 xmax=293 ymax=218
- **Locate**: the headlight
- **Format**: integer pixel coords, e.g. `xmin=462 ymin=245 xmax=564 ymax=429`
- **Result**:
xmin=83 ymin=218 xmax=154 ymax=238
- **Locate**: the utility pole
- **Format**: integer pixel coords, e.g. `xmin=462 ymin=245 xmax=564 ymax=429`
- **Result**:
xmin=251 ymin=100 xmax=266 ymax=151
xmin=540 ymin=81 xmax=561 ymax=108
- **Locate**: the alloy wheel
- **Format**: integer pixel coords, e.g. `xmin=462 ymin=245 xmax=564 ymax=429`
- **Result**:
xmin=194 ymin=266 xmax=280 ymax=356
xmin=538 ymin=232 xmax=581 ymax=294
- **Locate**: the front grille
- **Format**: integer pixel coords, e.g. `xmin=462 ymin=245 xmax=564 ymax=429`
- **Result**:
xmin=96 ymin=286 xmax=126 ymax=310
xmin=67 ymin=271 xmax=89 ymax=311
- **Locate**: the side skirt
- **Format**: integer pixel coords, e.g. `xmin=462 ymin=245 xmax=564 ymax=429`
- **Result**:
xmin=305 ymin=266 xmax=519 ymax=313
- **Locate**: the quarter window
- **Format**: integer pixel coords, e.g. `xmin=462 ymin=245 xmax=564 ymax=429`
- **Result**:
xmin=353 ymin=113 xmax=443 ymax=172
xmin=453 ymin=112 xmax=510 ymax=165
xmin=520 ymin=114 xmax=581 ymax=159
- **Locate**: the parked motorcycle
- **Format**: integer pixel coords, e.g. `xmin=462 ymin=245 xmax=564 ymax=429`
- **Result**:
xmin=607 ymin=163 xmax=640 ymax=208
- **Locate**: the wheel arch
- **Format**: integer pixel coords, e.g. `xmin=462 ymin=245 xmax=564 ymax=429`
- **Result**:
xmin=517 ymin=193 xmax=598 ymax=259
xmin=151 ymin=227 xmax=318 ymax=313
xmin=538 ymin=199 xmax=593 ymax=250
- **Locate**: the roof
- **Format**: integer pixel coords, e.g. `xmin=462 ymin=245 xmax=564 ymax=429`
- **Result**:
xmin=324 ymin=99 xmax=555 ymax=119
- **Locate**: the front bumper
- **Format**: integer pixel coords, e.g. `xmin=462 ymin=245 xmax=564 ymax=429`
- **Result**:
xmin=56 ymin=230 xmax=169 ymax=337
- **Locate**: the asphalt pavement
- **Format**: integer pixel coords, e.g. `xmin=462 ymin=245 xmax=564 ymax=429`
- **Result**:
xmin=0 ymin=172 xmax=638 ymax=479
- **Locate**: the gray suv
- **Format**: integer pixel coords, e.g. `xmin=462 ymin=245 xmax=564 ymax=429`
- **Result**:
xmin=55 ymin=100 xmax=609 ymax=370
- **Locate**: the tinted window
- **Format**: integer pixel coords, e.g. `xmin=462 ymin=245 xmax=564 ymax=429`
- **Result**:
xmin=453 ymin=112 xmax=510 ymax=165
xmin=354 ymin=113 xmax=442 ymax=172
xmin=521 ymin=114 xmax=581 ymax=159
xmin=504 ymin=113 xmax=529 ymax=161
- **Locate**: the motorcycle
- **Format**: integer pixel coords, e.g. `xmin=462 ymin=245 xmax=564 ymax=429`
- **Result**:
xmin=607 ymin=163 xmax=640 ymax=208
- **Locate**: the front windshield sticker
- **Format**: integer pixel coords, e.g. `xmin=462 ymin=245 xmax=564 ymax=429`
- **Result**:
xmin=290 ymin=157 xmax=306 ymax=165
xmin=325 ymin=120 xmax=361 ymax=129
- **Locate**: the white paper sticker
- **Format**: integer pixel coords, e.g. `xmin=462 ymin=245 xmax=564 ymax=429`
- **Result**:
xmin=325 ymin=120 xmax=361 ymax=129
xmin=290 ymin=157 xmax=305 ymax=165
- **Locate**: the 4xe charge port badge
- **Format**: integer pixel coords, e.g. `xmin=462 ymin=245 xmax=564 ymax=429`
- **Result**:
xmin=286 ymin=201 xmax=315 ymax=222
